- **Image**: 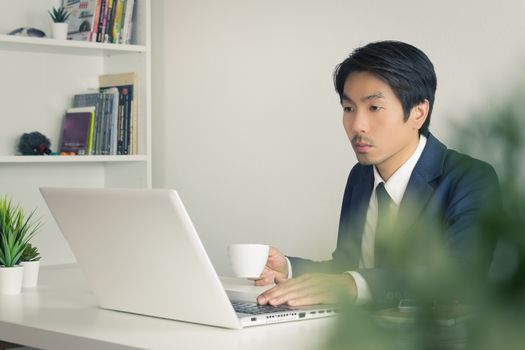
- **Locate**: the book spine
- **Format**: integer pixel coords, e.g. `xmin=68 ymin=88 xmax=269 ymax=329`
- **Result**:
xmin=90 ymin=0 xmax=102 ymax=42
xmin=104 ymin=0 xmax=114 ymax=43
xmin=121 ymin=0 xmax=134 ymax=44
xmin=126 ymin=84 xmax=135 ymax=155
xmin=105 ymin=88 xmax=120 ymax=155
xmin=96 ymin=0 xmax=107 ymax=42
xmin=108 ymin=0 xmax=119 ymax=43
xmin=103 ymin=93 xmax=112 ymax=155
xmin=117 ymin=98 xmax=126 ymax=154
xmin=130 ymin=89 xmax=137 ymax=154
xmin=87 ymin=110 xmax=95 ymax=154
xmin=95 ymin=93 xmax=106 ymax=154
xmin=112 ymin=0 xmax=124 ymax=44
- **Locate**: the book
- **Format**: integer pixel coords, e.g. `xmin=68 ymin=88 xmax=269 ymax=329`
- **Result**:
xmin=97 ymin=0 xmax=108 ymax=42
xmin=99 ymin=72 xmax=138 ymax=155
xmin=120 ymin=0 xmax=135 ymax=44
xmin=65 ymin=0 xmax=99 ymax=41
xmin=104 ymin=0 xmax=115 ymax=43
xmin=89 ymin=0 xmax=102 ymax=41
xmin=72 ymin=91 xmax=98 ymax=154
xmin=112 ymin=0 xmax=125 ymax=44
xmin=99 ymin=88 xmax=119 ymax=154
xmin=60 ymin=107 xmax=95 ymax=155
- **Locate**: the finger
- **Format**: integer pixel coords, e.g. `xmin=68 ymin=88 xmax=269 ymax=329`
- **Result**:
xmin=287 ymin=291 xmax=333 ymax=307
xmin=257 ymin=284 xmax=281 ymax=305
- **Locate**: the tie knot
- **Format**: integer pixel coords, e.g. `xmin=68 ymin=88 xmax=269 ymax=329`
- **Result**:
xmin=376 ymin=182 xmax=393 ymax=209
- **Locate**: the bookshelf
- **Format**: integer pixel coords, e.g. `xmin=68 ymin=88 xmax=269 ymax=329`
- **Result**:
xmin=0 ymin=0 xmax=151 ymax=265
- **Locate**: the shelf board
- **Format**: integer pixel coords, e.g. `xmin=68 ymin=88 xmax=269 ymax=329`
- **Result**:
xmin=0 ymin=155 xmax=148 ymax=164
xmin=0 ymin=34 xmax=146 ymax=55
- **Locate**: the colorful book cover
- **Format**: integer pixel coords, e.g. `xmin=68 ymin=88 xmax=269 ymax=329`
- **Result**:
xmin=65 ymin=0 xmax=99 ymax=41
xmin=72 ymin=91 xmax=102 ymax=155
xmin=60 ymin=107 xmax=96 ymax=155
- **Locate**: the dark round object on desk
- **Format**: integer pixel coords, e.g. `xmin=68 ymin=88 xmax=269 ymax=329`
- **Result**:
xmin=18 ymin=131 xmax=52 ymax=155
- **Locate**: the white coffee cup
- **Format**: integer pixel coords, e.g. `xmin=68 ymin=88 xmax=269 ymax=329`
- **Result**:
xmin=228 ymin=244 xmax=269 ymax=278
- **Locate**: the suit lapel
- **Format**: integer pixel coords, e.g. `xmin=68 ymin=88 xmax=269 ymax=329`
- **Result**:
xmin=398 ymin=134 xmax=447 ymax=232
xmin=349 ymin=169 xmax=374 ymax=235
xmin=343 ymin=167 xmax=373 ymax=267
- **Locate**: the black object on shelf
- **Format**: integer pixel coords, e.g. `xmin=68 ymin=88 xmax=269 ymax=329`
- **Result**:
xmin=18 ymin=132 xmax=52 ymax=155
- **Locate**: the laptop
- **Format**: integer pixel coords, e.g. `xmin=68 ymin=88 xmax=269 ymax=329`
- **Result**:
xmin=40 ymin=187 xmax=337 ymax=329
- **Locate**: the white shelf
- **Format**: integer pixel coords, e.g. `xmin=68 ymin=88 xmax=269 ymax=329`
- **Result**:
xmin=0 ymin=34 xmax=146 ymax=55
xmin=0 ymin=0 xmax=152 ymax=265
xmin=0 ymin=155 xmax=147 ymax=163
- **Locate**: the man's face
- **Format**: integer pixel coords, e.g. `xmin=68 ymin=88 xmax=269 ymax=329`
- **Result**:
xmin=341 ymin=71 xmax=425 ymax=180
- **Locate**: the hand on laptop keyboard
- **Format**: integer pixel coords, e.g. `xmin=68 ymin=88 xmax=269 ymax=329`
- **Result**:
xmin=256 ymin=273 xmax=357 ymax=307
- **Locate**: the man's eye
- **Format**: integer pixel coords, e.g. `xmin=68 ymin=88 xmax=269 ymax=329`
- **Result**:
xmin=370 ymin=106 xmax=383 ymax=112
xmin=343 ymin=106 xmax=354 ymax=112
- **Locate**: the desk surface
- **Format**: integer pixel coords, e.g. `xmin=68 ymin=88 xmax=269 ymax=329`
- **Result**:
xmin=0 ymin=265 xmax=334 ymax=350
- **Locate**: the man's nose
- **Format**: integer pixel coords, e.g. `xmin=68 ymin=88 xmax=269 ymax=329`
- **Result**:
xmin=350 ymin=110 xmax=368 ymax=134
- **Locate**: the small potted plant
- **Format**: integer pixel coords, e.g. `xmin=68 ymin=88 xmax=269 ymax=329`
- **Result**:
xmin=48 ymin=6 xmax=71 ymax=40
xmin=0 ymin=196 xmax=42 ymax=294
xmin=20 ymin=243 xmax=41 ymax=288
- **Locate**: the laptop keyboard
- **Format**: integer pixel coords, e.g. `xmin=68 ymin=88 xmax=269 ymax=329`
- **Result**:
xmin=232 ymin=301 xmax=293 ymax=315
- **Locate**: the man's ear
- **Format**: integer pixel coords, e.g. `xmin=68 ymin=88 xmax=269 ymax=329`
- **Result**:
xmin=410 ymin=99 xmax=430 ymax=131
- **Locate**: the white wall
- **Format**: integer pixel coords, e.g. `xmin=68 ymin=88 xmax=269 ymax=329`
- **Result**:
xmin=151 ymin=0 xmax=525 ymax=275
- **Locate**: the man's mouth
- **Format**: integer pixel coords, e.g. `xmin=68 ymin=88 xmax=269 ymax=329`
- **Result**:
xmin=353 ymin=141 xmax=372 ymax=153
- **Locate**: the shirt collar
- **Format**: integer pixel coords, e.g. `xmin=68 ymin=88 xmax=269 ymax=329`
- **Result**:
xmin=373 ymin=135 xmax=427 ymax=205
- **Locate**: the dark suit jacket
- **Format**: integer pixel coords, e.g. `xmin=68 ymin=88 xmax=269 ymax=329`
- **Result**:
xmin=289 ymin=133 xmax=501 ymax=306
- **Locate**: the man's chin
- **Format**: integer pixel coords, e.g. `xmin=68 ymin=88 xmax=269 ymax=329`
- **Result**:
xmin=355 ymin=155 xmax=375 ymax=166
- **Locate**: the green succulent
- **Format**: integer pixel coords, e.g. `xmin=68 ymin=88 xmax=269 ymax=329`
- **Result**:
xmin=48 ymin=6 xmax=71 ymax=23
xmin=21 ymin=243 xmax=40 ymax=262
xmin=0 ymin=196 xmax=42 ymax=267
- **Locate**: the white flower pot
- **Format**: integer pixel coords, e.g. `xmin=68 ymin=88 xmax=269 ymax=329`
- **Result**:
xmin=51 ymin=22 xmax=68 ymax=40
xmin=21 ymin=260 xmax=40 ymax=288
xmin=0 ymin=265 xmax=24 ymax=294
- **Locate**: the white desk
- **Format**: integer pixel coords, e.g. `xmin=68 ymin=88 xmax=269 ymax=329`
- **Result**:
xmin=0 ymin=265 xmax=334 ymax=350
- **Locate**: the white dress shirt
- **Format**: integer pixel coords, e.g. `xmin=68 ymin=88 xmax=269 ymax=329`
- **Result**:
xmin=287 ymin=135 xmax=428 ymax=304
xmin=348 ymin=135 xmax=427 ymax=303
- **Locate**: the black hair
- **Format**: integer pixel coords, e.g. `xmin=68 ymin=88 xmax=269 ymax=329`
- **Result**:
xmin=333 ymin=40 xmax=437 ymax=136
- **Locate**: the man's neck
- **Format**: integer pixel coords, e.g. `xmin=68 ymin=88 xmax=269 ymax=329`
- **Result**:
xmin=376 ymin=135 xmax=421 ymax=182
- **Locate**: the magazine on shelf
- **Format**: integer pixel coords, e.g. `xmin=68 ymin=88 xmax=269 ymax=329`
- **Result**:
xmin=65 ymin=0 xmax=99 ymax=41
xmin=72 ymin=91 xmax=101 ymax=154
xmin=60 ymin=107 xmax=96 ymax=155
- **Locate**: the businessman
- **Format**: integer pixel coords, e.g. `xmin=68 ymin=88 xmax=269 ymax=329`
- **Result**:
xmin=256 ymin=40 xmax=500 ymax=307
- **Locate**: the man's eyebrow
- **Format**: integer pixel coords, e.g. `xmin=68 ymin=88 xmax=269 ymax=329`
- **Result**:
xmin=361 ymin=92 xmax=385 ymax=102
xmin=341 ymin=92 xmax=385 ymax=103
